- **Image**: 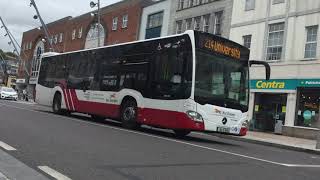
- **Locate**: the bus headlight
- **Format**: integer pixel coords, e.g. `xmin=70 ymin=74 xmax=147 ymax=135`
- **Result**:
xmin=242 ymin=120 xmax=249 ymax=128
xmin=186 ymin=111 xmax=203 ymax=122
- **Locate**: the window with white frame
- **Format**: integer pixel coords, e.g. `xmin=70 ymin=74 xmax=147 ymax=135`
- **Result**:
xmin=72 ymin=29 xmax=76 ymax=40
xmin=193 ymin=0 xmax=200 ymax=6
xmin=273 ymin=0 xmax=285 ymax=4
xmin=245 ymin=0 xmax=255 ymax=11
xmin=59 ymin=33 xmax=63 ymax=43
xmin=122 ymin=14 xmax=128 ymax=28
xmin=243 ymin=35 xmax=252 ymax=49
xmin=266 ymin=22 xmax=284 ymax=60
xmin=54 ymin=34 xmax=58 ymax=44
xmin=178 ymin=0 xmax=184 ymax=10
xmin=202 ymin=14 xmax=210 ymax=33
xmin=78 ymin=27 xmax=83 ymax=38
xmin=176 ymin=20 xmax=183 ymax=34
xmin=304 ymin=25 xmax=318 ymax=58
xmin=112 ymin=17 xmax=118 ymax=30
xmin=188 ymin=0 xmax=194 ymax=7
xmin=185 ymin=18 xmax=192 ymax=30
xmin=213 ymin=11 xmax=223 ymax=35
xmin=194 ymin=17 xmax=201 ymax=31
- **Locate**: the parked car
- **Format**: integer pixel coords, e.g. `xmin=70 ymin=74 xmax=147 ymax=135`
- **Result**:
xmin=0 ymin=86 xmax=18 ymax=101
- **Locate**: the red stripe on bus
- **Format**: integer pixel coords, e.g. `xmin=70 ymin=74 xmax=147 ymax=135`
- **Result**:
xmin=63 ymin=89 xmax=70 ymax=110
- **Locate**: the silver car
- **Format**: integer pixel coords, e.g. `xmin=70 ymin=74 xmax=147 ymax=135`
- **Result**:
xmin=0 ymin=87 xmax=18 ymax=101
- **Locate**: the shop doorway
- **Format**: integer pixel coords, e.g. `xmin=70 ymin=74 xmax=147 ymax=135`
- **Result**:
xmin=252 ymin=93 xmax=287 ymax=132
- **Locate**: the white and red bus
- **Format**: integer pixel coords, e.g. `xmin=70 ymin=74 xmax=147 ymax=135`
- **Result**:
xmin=36 ymin=30 xmax=270 ymax=137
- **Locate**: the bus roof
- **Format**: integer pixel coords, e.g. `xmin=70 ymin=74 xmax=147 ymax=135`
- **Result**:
xmin=42 ymin=30 xmax=195 ymax=58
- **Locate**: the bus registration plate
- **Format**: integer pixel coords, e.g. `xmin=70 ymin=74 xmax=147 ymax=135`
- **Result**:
xmin=217 ymin=126 xmax=230 ymax=133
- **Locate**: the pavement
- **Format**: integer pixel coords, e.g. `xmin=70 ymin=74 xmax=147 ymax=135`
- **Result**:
xmin=0 ymin=100 xmax=320 ymax=180
xmin=216 ymin=131 xmax=320 ymax=154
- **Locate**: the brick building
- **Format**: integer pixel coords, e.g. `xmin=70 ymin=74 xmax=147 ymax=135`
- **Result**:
xmin=17 ymin=0 xmax=152 ymax=98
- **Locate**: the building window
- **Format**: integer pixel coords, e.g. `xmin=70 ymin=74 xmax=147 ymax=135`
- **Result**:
xmin=188 ymin=0 xmax=194 ymax=8
xmin=178 ymin=0 xmax=184 ymax=10
xmin=122 ymin=14 xmax=128 ymax=28
xmin=54 ymin=34 xmax=58 ymax=44
xmin=273 ymin=0 xmax=285 ymax=4
xmin=202 ymin=14 xmax=210 ymax=33
xmin=85 ymin=23 xmax=105 ymax=49
xmin=145 ymin=11 xmax=164 ymax=39
xmin=213 ymin=11 xmax=223 ymax=35
xmin=72 ymin=29 xmax=76 ymax=40
xmin=176 ymin=20 xmax=183 ymax=34
xmin=59 ymin=33 xmax=63 ymax=43
xmin=78 ymin=27 xmax=83 ymax=39
xmin=266 ymin=22 xmax=284 ymax=60
xmin=243 ymin=35 xmax=252 ymax=49
xmin=29 ymin=42 xmax=32 ymax=50
xmin=304 ymin=25 xmax=318 ymax=59
xmin=245 ymin=0 xmax=255 ymax=11
xmin=193 ymin=0 xmax=200 ymax=6
xmin=295 ymin=88 xmax=320 ymax=128
xmin=112 ymin=17 xmax=118 ymax=30
xmin=194 ymin=17 xmax=201 ymax=31
xmin=185 ymin=18 xmax=192 ymax=30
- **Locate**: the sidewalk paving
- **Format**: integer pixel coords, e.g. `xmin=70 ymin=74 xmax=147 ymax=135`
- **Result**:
xmin=217 ymin=131 xmax=320 ymax=154
xmin=0 ymin=149 xmax=49 ymax=180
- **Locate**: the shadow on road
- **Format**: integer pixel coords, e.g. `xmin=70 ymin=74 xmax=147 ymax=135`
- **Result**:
xmin=35 ymin=110 xmax=240 ymax=147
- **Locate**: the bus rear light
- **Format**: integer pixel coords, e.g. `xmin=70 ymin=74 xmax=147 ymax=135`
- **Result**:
xmin=186 ymin=111 xmax=203 ymax=122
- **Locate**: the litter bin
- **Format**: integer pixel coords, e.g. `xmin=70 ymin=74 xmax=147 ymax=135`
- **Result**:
xmin=274 ymin=120 xmax=283 ymax=134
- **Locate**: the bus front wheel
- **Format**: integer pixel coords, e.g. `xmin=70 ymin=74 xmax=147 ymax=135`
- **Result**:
xmin=173 ymin=130 xmax=191 ymax=138
xmin=121 ymin=100 xmax=139 ymax=129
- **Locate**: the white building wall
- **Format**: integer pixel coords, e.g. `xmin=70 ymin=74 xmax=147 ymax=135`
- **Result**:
xmin=138 ymin=0 xmax=172 ymax=40
xmin=231 ymin=0 xmax=268 ymax=25
xmin=230 ymin=23 xmax=265 ymax=60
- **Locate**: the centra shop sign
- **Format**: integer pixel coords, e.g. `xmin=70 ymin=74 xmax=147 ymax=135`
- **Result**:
xmin=250 ymin=79 xmax=297 ymax=90
xmin=251 ymin=79 xmax=320 ymax=90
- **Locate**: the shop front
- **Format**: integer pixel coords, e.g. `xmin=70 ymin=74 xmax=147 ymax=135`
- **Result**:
xmin=250 ymin=79 xmax=320 ymax=139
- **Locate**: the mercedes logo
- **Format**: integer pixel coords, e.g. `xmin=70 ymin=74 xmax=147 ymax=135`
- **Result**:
xmin=222 ymin=117 xmax=227 ymax=125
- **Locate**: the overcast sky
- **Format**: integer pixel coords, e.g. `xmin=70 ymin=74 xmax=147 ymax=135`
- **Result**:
xmin=0 ymin=0 xmax=121 ymax=52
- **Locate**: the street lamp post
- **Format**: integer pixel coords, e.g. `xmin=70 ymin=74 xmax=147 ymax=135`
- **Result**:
xmin=90 ymin=0 xmax=101 ymax=47
xmin=30 ymin=0 xmax=54 ymax=52
xmin=0 ymin=16 xmax=30 ymax=77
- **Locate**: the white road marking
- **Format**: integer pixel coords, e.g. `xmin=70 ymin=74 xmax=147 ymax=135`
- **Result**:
xmin=0 ymin=141 xmax=17 ymax=151
xmin=1 ymin=102 xmax=320 ymax=168
xmin=38 ymin=166 xmax=72 ymax=180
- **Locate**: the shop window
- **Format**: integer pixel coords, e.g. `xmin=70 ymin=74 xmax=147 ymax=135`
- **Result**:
xmin=295 ymin=88 xmax=320 ymax=128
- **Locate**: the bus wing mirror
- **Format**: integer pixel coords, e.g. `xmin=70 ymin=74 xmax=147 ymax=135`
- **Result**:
xmin=249 ymin=60 xmax=271 ymax=80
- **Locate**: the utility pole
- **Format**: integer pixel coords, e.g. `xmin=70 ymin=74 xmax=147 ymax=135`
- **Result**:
xmin=29 ymin=0 xmax=54 ymax=52
xmin=0 ymin=16 xmax=30 ymax=77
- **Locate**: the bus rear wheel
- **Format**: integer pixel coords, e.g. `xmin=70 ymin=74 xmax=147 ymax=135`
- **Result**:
xmin=121 ymin=100 xmax=139 ymax=129
xmin=52 ymin=93 xmax=63 ymax=114
xmin=173 ymin=130 xmax=191 ymax=138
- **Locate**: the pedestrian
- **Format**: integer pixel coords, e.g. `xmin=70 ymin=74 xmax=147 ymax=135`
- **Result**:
xmin=22 ymin=89 xmax=27 ymax=101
